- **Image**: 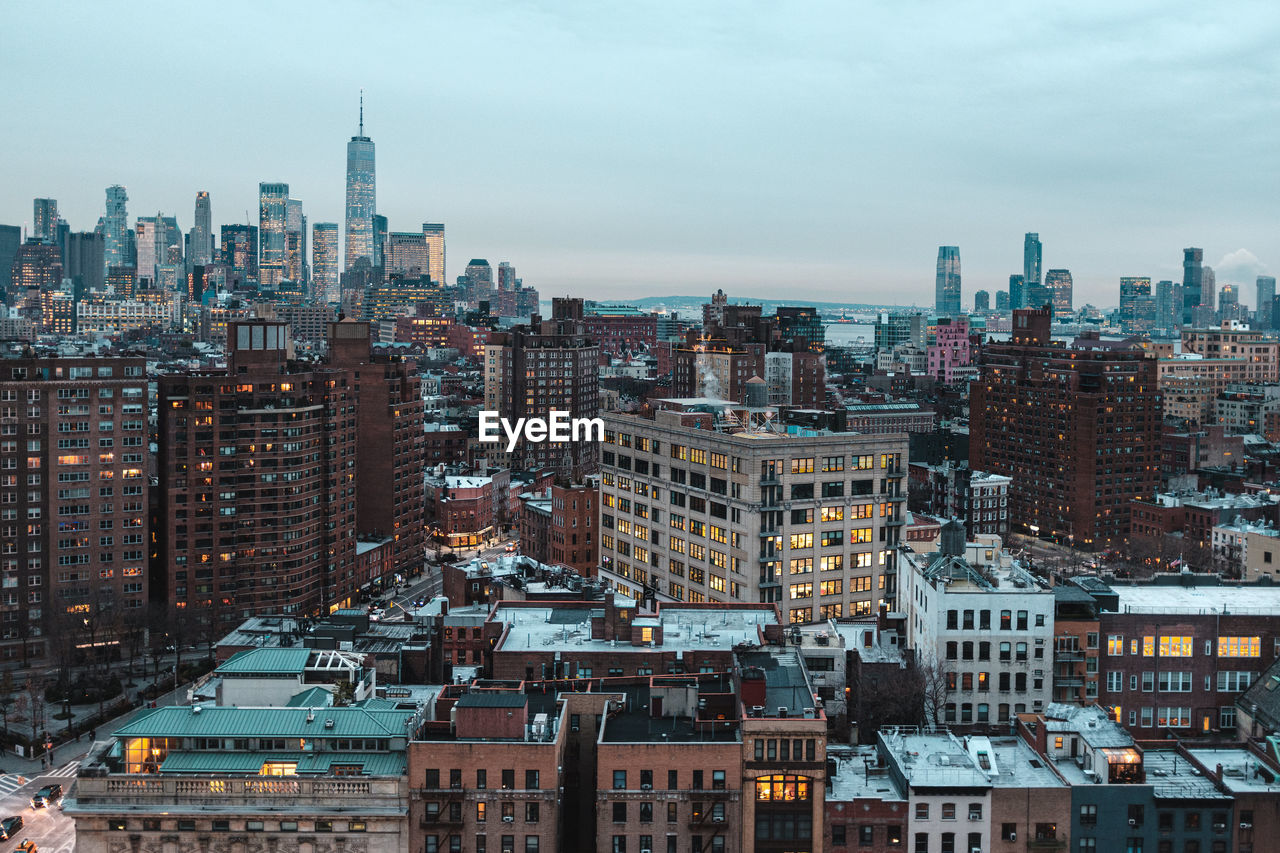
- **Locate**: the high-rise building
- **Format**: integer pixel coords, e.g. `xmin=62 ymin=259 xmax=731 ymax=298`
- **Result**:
xmin=0 ymin=225 xmax=20 ymax=296
xmin=371 ymin=214 xmax=387 ymax=269
xmin=219 ymin=224 xmax=258 ymax=285
xmin=65 ymin=232 xmax=105 ymax=293
xmin=31 ymin=198 xmax=57 ymax=241
xmin=311 ymin=222 xmax=339 ymax=303
xmin=0 ymin=355 xmax=149 ymax=667
xmin=385 ymin=232 xmax=431 ymax=276
xmin=1008 ymin=274 xmax=1026 ymax=310
xmin=326 ymin=321 xmax=426 ymax=578
xmin=190 ymin=191 xmax=212 ymax=267
xmin=344 ymin=97 xmax=376 ymax=269
xmin=1155 ymin=280 xmax=1178 ymax=331
xmin=9 ymin=239 xmax=63 ymax=298
xmin=258 ymin=182 xmax=289 ymax=288
xmin=422 ymin=222 xmax=445 ymax=285
xmin=497 ymin=260 xmax=516 ymax=291
xmin=598 ymin=405 xmax=907 ymax=618
xmin=155 ymin=320 xmax=357 ymax=633
xmin=935 ymin=245 xmax=961 ymax=316
xmin=1195 ymin=265 xmax=1218 ymax=326
xmin=285 ymin=197 xmax=305 ymax=284
xmin=1118 ymin=277 xmax=1154 ymax=333
xmin=873 ymin=311 xmax=925 ymax=353
xmin=102 ymin=185 xmax=129 ymax=276
xmin=133 ymin=217 xmax=160 ymax=287
xmin=970 ymin=308 xmax=1161 ymax=549
xmin=1045 ymin=268 xmax=1072 ymax=316
xmin=484 ymin=298 xmax=600 ymax=476
xmin=974 ymin=290 xmax=990 ymax=313
xmin=1023 ymin=232 xmax=1043 ymax=308
xmin=1182 ymin=247 xmax=1204 ymax=325
xmin=1258 ymin=276 xmax=1277 ymax=329
xmin=775 ymin=306 xmax=825 ymax=352
xmin=995 ymin=289 xmax=1010 ymax=311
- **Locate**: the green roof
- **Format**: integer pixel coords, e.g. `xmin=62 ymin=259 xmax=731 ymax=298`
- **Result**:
xmin=114 ymin=705 xmax=414 ymax=740
xmin=284 ymin=686 xmax=333 ymax=708
xmin=216 ymin=648 xmax=312 ymax=676
xmin=158 ymin=750 xmax=405 ymax=777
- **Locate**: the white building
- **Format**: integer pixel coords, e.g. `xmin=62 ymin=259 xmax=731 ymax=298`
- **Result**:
xmin=899 ymin=522 xmax=1055 ymax=726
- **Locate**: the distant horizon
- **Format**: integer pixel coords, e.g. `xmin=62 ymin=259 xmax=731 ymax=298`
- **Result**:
xmin=2 ymin=2 xmax=1276 ymax=308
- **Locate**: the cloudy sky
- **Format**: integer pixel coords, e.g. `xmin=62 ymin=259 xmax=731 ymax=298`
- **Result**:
xmin=2 ymin=1 xmax=1277 ymax=308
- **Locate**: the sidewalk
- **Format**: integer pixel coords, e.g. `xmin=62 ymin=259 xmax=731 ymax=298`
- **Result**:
xmin=0 ymin=679 xmax=195 ymax=779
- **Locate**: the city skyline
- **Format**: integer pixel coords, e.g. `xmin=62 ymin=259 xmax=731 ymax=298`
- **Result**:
xmin=2 ymin=1 xmax=1277 ymax=307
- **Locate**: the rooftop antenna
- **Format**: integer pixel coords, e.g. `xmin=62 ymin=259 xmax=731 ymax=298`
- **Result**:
xmin=359 ymin=89 xmax=364 ymax=136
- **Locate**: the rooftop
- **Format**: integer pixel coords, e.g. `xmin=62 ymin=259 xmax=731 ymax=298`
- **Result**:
xmin=880 ymin=729 xmax=991 ymax=790
xmin=826 ymin=745 xmax=905 ymax=801
xmin=1041 ymin=703 xmax=1134 ymax=749
xmin=496 ymin=604 xmax=772 ymax=653
xmin=1186 ymin=747 xmax=1280 ymax=794
xmin=1145 ymin=750 xmax=1231 ymax=801
xmin=1109 ymin=582 xmax=1280 ymax=615
xmin=113 ymin=703 xmax=417 ymax=740
xmin=216 ymin=648 xmax=312 ymax=676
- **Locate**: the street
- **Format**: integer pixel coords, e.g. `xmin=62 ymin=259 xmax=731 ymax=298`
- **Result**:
xmin=0 ymin=761 xmax=80 ymax=853
xmin=381 ymin=541 xmax=518 ymax=615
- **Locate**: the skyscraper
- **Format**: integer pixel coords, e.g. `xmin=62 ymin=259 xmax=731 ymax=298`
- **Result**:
xmin=259 ymin=182 xmax=289 ymax=288
xmin=219 ymin=224 xmax=258 ymax=285
xmin=134 ymin=217 xmax=161 ymax=286
xmin=1182 ymin=247 xmax=1204 ymax=325
xmin=385 ymin=232 xmax=431 ymax=276
xmin=0 ymin=225 xmax=19 ymax=295
xmin=1045 ymin=268 xmax=1073 ymax=316
xmin=1258 ymin=276 xmax=1277 ymax=329
xmin=1008 ymin=274 xmax=1026 ymax=310
xmin=995 ymin=290 xmax=1010 ymax=311
xmin=312 ymin=222 xmax=339 ymax=303
xmin=344 ymin=96 xmax=376 ymax=270
xmin=934 ymin=245 xmax=961 ymax=316
xmin=1118 ymin=277 xmax=1154 ymax=333
xmin=422 ymin=222 xmax=445 ymax=285
xmin=285 ymin=197 xmax=305 ymax=283
xmin=1155 ymin=280 xmax=1178 ymax=331
xmin=974 ymin=290 xmax=990 ymax=313
xmin=103 ymin=185 xmax=129 ymax=275
xmin=66 ymin=231 xmax=105 ymax=293
xmin=1023 ymin=232 xmax=1043 ymax=308
xmin=191 ymin=191 xmax=212 ymax=267
xmin=32 ymin=198 xmax=58 ymax=241
xmin=371 ymin=214 xmax=387 ymax=269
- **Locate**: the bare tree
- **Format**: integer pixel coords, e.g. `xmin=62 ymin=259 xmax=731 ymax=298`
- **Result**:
xmin=915 ymin=654 xmax=951 ymax=730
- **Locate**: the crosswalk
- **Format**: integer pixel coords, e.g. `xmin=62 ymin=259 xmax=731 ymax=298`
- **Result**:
xmin=43 ymin=761 xmax=79 ymax=779
xmin=0 ymin=774 xmax=28 ymax=797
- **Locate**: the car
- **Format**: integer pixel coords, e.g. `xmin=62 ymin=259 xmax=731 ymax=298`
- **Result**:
xmin=11 ymin=840 xmax=35 ymax=853
xmin=505 ymin=542 xmax=517 ymax=553
xmin=30 ymin=785 xmax=61 ymax=809
xmin=0 ymin=819 xmax=21 ymax=843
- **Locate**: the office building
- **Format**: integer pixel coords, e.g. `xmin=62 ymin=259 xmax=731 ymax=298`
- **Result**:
xmin=497 ymin=260 xmax=516 ymax=291
xmin=102 ymin=185 xmax=129 ymax=276
xmin=422 ymin=222 xmax=445 ymax=285
xmin=995 ymin=289 xmax=1009 ymax=312
xmin=935 ymin=246 xmax=961 ymax=316
xmin=1182 ymin=247 xmax=1204 ymax=325
xmin=362 ymin=275 xmax=448 ymax=321
xmin=973 ymin=290 xmax=989 ymax=313
xmin=1045 ymin=268 xmax=1072 ymax=316
xmin=345 ymin=99 xmax=376 ymax=269
xmin=371 ymin=215 xmax=387 ymax=269
xmin=9 ymin=239 xmax=63 ymax=298
xmin=1181 ymin=324 xmax=1279 ymax=383
xmin=926 ymin=316 xmax=972 ymax=384
xmin=312 ymin=222 xmax=339 ymax=303
xmin=873 ymin=312 xmax=925 ymax=354
xmin=0 ymin=225 xmax=19 ymax=297
xmin=1118 ymin=277 xmax=1154 ymax=333
xmin=63 ymin=231 xmax=104 ymax=294
xmin=285 ymin=197 xmax=306 ymax=284
xmin=1155 ymin=279 xmax=1178 ymax=331
xmin=970 ymin=309 xmax=1161 ymax=549
xmin=1023 ymin=233 xmax=1043 ymax=308
xmin=32 ymin=198 xmax=58 ymax=241
xmin=1008 ymin=274 xmax=1026 ymax=311
xmin=1258 ymin=276 xmax=1276 ymax=329
xmin=0 ymin=355 xmax=148 ymax=667
xmin=775 ymin=306 xmax=824 ymax=352
xmin=597 ymin=403 xmax=906 ymax=620
xmin=385 ymin=232 xmax=431 ymax=276
xmin=258 ymin=182 xmax=289 ymax=288
xmin=219 ymin=224 xmax=258 ymax=285
xmin=483 ymin=298 xmax=600 ymax=475
xmin=190 ymin=191 xmax=212 ymax=267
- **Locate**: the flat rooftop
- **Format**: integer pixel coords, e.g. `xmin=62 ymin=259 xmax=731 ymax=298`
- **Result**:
xmin=1110 ymin=583 xmax=1280 ymax=615
xmin=1186 ymin=747 xmax=1280 ymax=794
xmin=881 ymin=730 xmax=990 ymax=790
xmin=1145 ymin=750 xmax=1232 ymax=801
xmin=497 ymin=605 xmax=773 ymax=653
xmin=600 ymin=681 xmax=740 ymax=744
xmin=827 ymin=745 xmax=905 ymax=801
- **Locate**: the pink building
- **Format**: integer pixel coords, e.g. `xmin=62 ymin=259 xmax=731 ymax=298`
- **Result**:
xmin=928 ymin=315 xmax=972 ymax=384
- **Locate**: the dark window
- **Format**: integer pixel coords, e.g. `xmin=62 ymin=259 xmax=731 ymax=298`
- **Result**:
xmin=613 ymin=802 xmax=627 ymax=823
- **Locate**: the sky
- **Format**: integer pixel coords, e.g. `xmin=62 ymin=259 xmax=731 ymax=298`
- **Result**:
xmin=2 ymin=0 xmax=1278 ymax=309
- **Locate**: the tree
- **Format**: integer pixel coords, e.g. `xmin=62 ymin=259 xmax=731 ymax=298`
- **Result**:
xmin=0 ymin=670 xmax=13 ymax=736
xmin=915 ymin=653 xmax=952 ymax=731
xmin=25 ymin=678 xmax=45 ymax=751
xmin=331 ymin=678 xmax=356 ymax=707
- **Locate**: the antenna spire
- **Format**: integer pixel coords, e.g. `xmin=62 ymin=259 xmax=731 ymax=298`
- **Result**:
xmin=359 ymin=90 xmax=364 ymax=136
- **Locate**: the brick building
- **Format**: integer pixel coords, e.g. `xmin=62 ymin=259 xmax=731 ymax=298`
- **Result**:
xmin=0 ymin=354 xmax=148 ymax=666
xmin=970 ymin=309 xmax=1161 ymax=549
xmin=584 ymin=305 xmax=658 ymax=358
xmin=519 ymin=480 xmax=598 ymax=576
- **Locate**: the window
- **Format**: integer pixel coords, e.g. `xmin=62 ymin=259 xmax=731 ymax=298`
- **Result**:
xmin=502 ymin=769 xmax=515 ymax=789
xmin=942 ymin=802 xmax=956 ymax=820
xmin=1218 ymin=636 xmax=1261 ymax=657
xmin=613 ymin=770 xmax=627 ymax=789
xmin=1108 ymin=635 xmax=1124 ymax=655
xmin=1158 ymin=636 xmax=1193 ymax=657
xmin=613 ymin=802 xmax=627 ymax=822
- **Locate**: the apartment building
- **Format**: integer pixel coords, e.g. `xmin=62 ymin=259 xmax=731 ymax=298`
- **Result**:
xmin=597 ymin=403 xmax=908 ymax=623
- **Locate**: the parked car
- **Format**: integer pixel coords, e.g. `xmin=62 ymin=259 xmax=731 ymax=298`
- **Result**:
xmin=31 ymin=784 xmax=61 ymax=809
xmin=11 ymin=840 xmax=36 ymax=853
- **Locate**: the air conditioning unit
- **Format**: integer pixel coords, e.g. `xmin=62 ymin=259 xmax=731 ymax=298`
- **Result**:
xmin=1241 ymin=822 xmax=1253 ymax=829
xmin=1213 ymin=823 xmax=1226 ymax=831
xmin=1128 ymin=818 xmax=1137 ymax=826
xmin=713 ymin=816 xmax=725 ymax=823
xmin=641 ymin=783 xmax=652 ymax=790
xmin=503 ymin=815 xmax=514 ymax=822
xmin=1008 ymin=832 xmax=1016 ymax=842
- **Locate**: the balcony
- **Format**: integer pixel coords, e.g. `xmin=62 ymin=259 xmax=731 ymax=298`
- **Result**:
xmin=1054 ymin=650 xmax=1085 ymax=662
xmin=1028 ymin=839 xmax=1067 ymax=852
xmin=420 ymin=810 xmax=465 ymax=827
